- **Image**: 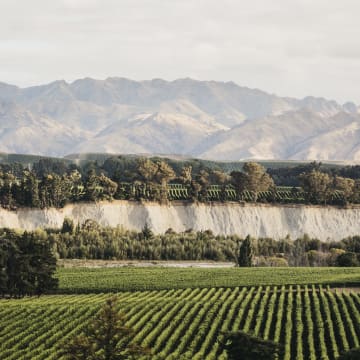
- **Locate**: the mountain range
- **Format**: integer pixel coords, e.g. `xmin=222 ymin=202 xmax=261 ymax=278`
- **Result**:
xmin=0 ymin=77 xmax=359 ymax=161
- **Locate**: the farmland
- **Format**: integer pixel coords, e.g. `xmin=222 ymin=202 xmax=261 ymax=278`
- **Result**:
xmin=0 ymin=285 xmax=359 ymax=359
xmin=0 ymin=267 xmax=359 ymax=359
xmin=57 ymin=266 xmax=360 ymax=293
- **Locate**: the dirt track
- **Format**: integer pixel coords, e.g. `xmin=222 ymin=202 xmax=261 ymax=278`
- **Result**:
xmin=58 ymin=259 xmax=236 ymax=268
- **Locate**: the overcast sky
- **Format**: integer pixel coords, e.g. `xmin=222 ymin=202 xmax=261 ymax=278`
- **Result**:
xmin=1 ymin=0 xmax=360 ymax=103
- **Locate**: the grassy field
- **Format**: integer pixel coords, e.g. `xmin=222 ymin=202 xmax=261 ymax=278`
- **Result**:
xmin=0 ymin=285 xmax=359 ymax=359
xmin=57 ymin=266 xmax=360 ymax=293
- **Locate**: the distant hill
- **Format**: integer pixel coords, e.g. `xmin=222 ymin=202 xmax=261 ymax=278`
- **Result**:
xmin=0 ymin=152 xmax=346 ymax=180
xmin=0 ymin=77 xmax=359 ymax=160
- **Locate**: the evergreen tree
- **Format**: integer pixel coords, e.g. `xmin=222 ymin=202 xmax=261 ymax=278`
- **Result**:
xmin=27 ymin=232 xmax=58 ymax=295
xmin=17 ymin=171 xmax=40 ymax=207
xmin=224 ymin=331 xmax=284 ymax=360
xmin=0 ymin=231 xmax=58 ymax=297
xmin=84 ymin=169 xmax=101 ymax=201
xmin=0 ymin=239 xmax=10 ymax=295
xmin=61 ymin=217 xmax=75 ymax=234
xmin=98 ymin=173 xmax=118 ymax=200
xmin=238 ymin=235 xmax=253 ymax=267
xmin=1 ymin=236 xmax=28 ymax=297
xmin=61 ymin=296 xmax=150 ymax=360
xmin=336 ymin=252 xmax=359 ymax=267
xmin=337 ymin=348 xmax=360 ymax=359
xmin=0 ymin=172 xmax=16 ymax=208
xmin=141 ymin=222 xmax=153 ymax=240
xmin=195 ymin=169 xmax=210 ymax=201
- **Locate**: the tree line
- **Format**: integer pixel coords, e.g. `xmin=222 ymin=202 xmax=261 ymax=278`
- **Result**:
xmin=1 ymin=220 xmax=357 ymax=297
xmin=268 ymin=161 xmax=360 ymax=186
xmin=6 ymin=221 xmax=358 ymax=267
xmin=1 ymin=157 xmax=360 ymax=208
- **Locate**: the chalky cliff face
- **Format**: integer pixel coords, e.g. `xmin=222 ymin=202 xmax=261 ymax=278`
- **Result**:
xmin=0 ymin=201 xmax=359 ymax=241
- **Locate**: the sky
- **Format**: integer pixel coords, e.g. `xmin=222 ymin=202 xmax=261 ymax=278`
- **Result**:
xmin=1 ymin=0 xmax=360 ymax=103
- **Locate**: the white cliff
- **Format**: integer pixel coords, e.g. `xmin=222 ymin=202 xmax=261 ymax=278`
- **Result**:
xmin=0 ymin=201 xmax=359 ymax=241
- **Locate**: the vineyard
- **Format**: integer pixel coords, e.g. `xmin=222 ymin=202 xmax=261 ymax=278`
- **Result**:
xmin=167 ymin=184 xmax=348 ymax=204
xmin=0 ymin=286 xmax=359 ymax=359
xmin=57 ymin=267 xmax=360 ymax=293
xmin=115 ymin=183 xmax=347 ymax=204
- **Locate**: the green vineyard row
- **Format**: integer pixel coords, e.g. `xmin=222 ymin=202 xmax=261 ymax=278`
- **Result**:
xmin=113 ymin=183 xmax=348 ymax=203
xmin=168 ymin=185 xmax=348 ymax=203
xmin=0 ymin=286 xmax=359 ymax=359
xmin=57 ymin=267 xmax=360 ymax=293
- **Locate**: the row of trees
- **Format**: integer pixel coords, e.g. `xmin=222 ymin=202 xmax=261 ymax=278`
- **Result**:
xmin=7 ymin=221 xmax=357 ymax=266
xmin=268 ymin=161 xmax=360 ymax=186
xmin=1 ymin=158 xmax=360 ymax=208
xmin=237 ymin=234 xmax=360 ymax=267
xmin=299 ymin=169 xmax=360 ymax=204
xmin=0 ymin=169 xmax=119 ymax=209
xmin=0 ymin=229 xmax=58 ymax=297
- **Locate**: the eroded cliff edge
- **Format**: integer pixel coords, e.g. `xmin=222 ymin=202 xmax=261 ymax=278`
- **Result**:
xmin=0 ymin=201 xmax=358 ymax=241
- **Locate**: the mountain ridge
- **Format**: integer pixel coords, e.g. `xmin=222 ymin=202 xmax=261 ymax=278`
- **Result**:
xmin=0 ymin=77 xmax=359 ymax=160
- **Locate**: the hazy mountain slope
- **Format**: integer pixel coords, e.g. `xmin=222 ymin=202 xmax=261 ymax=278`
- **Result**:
xmin=0 ymin=82 xmax=20 ymax=101
xmin=195 ymin=111 xmax=360 ymax=160
xmin=0 ymin=102 xmax=87 ymax=156
xmin=0 ymin=77 xmax=359 ymax=160
xmin=54 ymin=77 xmax=301 ymax=127
xmin=74 ymin=112 xmax=226 ymax=155
xmin=290 ymin=114 xmax=360 ymax=160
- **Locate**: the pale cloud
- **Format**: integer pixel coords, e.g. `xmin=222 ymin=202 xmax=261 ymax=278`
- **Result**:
xmin=1 ymin=0 xmax=360 ymax=103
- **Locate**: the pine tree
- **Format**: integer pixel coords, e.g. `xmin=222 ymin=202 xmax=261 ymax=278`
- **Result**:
xmin=61 ymin=296 xmax=151 ymax=360
xmin=338 ymin=348 xmax=360 ymax=359
xmin=61 ymin=217 xmax=75 ymax=234
xmin=19 ymin=171 xmax=40 ymax=207
xmin=84 ymin=169 xmax=100 ymax=201
xmin=141 ymin=222 xmax=153 ymax=240
xmin=224 ymin=330 xmax=284 ymax=360
xmin=0 ymin=231 xmax=58 ymax=297
xmin=0 ymin=240 xmax=9 ymax=295
xmin=238 ymin=235 xmax=253 ymax=267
